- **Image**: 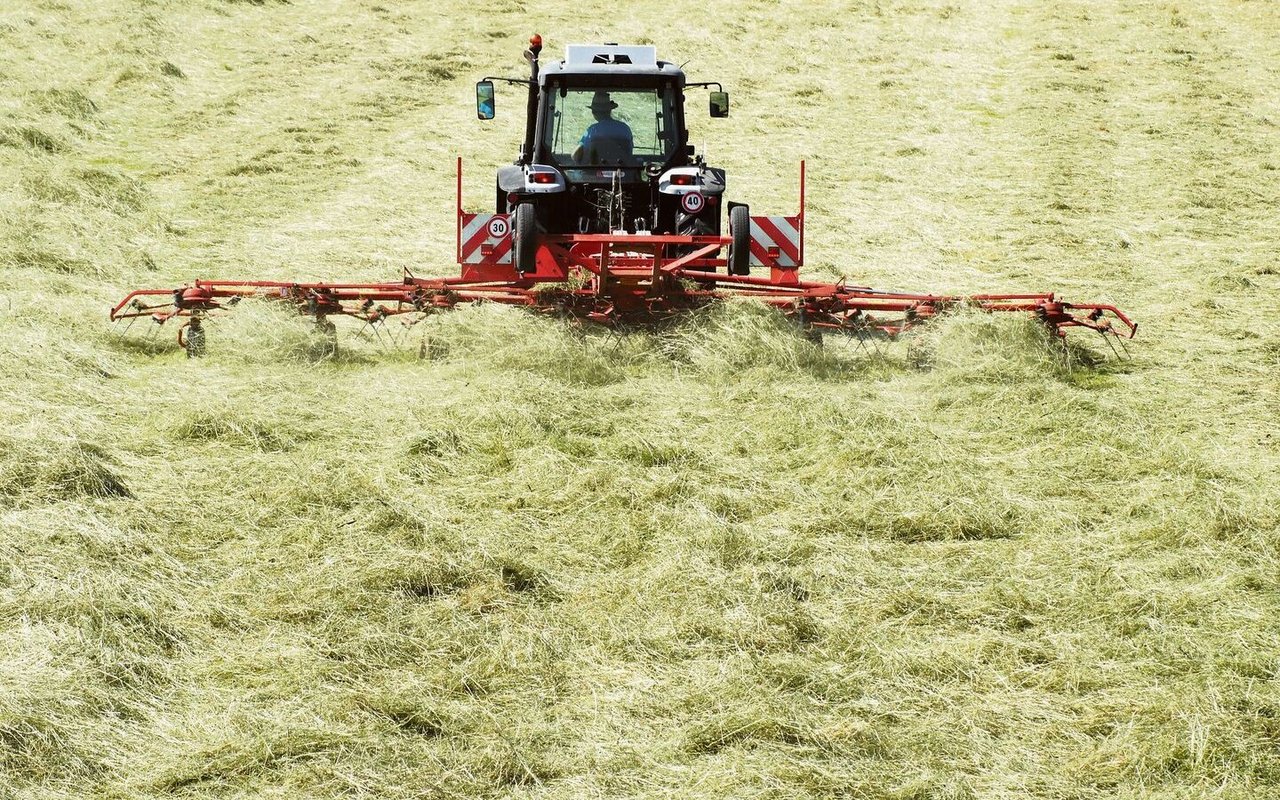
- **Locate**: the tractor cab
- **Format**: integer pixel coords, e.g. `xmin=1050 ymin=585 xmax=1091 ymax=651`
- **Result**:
xmin=477 ymin=39 xmax=736 ymax=271
xmin=532 ymin=45 xmax=699 ymax=175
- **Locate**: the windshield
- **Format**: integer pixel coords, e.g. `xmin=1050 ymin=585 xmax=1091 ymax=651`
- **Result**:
xmin=542 ymin=84 xmax=680 ymax=167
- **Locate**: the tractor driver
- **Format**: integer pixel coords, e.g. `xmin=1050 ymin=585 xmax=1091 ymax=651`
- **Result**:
xmin=573 ymin=91 xmax=633 ymax=164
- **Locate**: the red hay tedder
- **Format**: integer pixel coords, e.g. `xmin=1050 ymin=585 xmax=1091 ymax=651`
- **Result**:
xmin=110 ymin=37 xmax=1137 ymax=357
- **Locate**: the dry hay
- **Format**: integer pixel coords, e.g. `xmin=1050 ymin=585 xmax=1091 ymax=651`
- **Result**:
xmin=1 ymin=0 xmax=1278 ymax=798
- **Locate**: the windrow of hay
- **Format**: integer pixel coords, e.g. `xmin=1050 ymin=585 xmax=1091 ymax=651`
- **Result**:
xmin=0 ymin=435 xmax=132 ymax=503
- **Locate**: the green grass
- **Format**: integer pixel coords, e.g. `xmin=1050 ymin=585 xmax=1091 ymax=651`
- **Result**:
xmin=2 ymin=1 xmax=1279 ymax=798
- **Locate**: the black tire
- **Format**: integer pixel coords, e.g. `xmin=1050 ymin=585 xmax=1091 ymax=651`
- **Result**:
xmin=513 ymin=202 xmax=537 ymax=274
xmin=728 ymin=205 xmax=750 ymax=276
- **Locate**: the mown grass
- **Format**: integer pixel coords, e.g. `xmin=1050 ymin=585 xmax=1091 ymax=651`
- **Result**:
xmin=2 ymin=0 xmax=1279 ymax=798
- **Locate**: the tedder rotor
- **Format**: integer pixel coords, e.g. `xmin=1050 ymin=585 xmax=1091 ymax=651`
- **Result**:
xmin=109 ymin=37 xmax=1137 ymax=356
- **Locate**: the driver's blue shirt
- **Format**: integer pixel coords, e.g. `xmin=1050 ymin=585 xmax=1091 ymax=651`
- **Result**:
xmin=580 ymin=119 xmax=633 ymax=152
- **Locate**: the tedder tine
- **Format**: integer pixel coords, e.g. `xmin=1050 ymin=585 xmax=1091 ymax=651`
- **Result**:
xmin=867 ymin=331 xmax=883 ymax=358
xmin=1116 ymin=333 xmax=1132 ymax=360
xmin=1100 ymin=329 xmax=1122 ymax=361
xmin=1101 ymin=328 xmax=1132 ymax=361
xmin=375 ymin=319 xmax=399 ymax=349
xmin=382 ymin=320 xmax=403 ymax=348
xmin=849 ymin=329 xmax=871 ymax=356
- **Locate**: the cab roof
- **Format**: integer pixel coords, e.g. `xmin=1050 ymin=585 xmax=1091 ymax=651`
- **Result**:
xmin=539 ymin=43 xmax=685 ymax=83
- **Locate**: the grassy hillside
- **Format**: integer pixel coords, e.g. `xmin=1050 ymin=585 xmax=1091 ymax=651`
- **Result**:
xmin=2 ymin=1 xmax=1278 ymax=798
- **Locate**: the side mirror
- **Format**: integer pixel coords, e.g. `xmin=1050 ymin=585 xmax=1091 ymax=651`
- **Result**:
xmin=476 ymin=80 xmax=495 ymax=120
xmin=709 ymin=91 xmax=729 ymax=118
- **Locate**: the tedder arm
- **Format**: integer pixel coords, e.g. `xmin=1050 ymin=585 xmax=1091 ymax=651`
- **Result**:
xmin=108 ymin=266 xmax=1136 ymax=358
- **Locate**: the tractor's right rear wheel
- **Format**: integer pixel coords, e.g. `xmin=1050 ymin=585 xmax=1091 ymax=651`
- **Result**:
xmin=728 ymin=205 xmax=750 ymax=276
xmin=513 ymin=202 xmax=537 ymax=274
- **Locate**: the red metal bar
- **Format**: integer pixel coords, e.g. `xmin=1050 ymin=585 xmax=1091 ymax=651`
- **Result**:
xmin=112 ymin=268 xmax=1136 ymax=343
xmin=455 ymin=157 xmax=463 ymax=265
xmin=799 ymin=160 xmax=806 ymax=267
xmin=659 ymin=241 xmax=728 ymax=274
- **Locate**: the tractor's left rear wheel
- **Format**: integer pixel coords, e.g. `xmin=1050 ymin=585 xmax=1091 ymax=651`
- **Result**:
xmin=513 ymin=202 xmax=537 ymax=274
xmin=728 ymin=205 xmax=751 ymax=276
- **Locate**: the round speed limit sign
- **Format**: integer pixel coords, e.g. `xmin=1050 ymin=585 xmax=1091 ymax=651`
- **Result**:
xmin=681 ymin=192 xmax=705 ymax=214
xmin=487 ymin=217 xmax=510 ymax=238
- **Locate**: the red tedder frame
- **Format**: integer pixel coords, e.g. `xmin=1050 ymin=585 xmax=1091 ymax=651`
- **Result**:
xmin=109 ymin=158 xmax=1135 ymax=355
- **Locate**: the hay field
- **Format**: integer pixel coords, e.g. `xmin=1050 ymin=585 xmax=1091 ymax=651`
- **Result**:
xmin=2 ymin=0 xmax=1279 ymax=797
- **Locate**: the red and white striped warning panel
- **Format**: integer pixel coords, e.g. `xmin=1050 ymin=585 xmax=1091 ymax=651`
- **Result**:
xmin=458 ymin=213 xmax=513 ymax=265
xmin=748 ymin=215 xmax=802 ymax=269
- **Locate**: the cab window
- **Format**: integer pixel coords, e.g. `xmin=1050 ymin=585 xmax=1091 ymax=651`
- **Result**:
xmin=544 ymin=85 xmax=679 ymax=166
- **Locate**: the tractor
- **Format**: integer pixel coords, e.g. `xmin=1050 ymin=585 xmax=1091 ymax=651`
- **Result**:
xmin=477 ymin=37 xmax=750 ymax=275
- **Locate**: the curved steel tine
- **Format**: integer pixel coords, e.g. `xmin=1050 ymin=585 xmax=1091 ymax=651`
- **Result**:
xmin=853 ymin=321 xmax=884 ymax=357
xmin=383 ymin=319 xmax=407 ymax=348
xmin=1115 ymin=332 xmax=1132 ymax=359
xmin=367 ymin=319 xmax=392 ymax=349
xmin=380 ymin=320 xmax=398 ymax=348
xmin=852 ymin=329 xmax=870 ymax=355
xmin=1100 ymin=329 xmax=1121 ymax=360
